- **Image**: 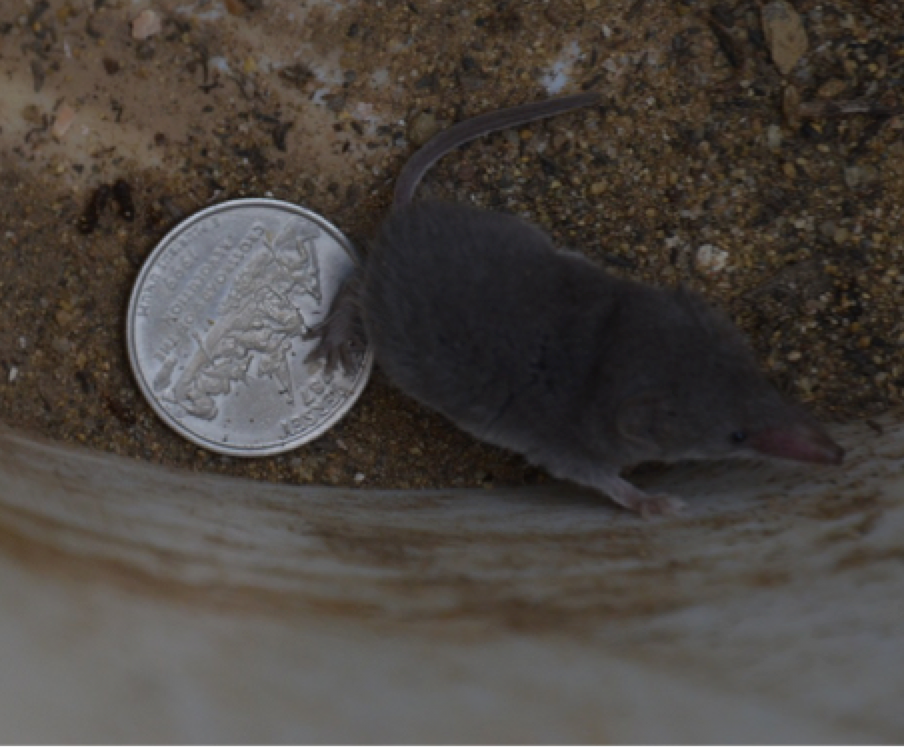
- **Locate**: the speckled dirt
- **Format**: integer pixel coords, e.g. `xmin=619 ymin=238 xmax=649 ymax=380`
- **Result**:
xmin=0 ymin=0 xmax=901 ymax=491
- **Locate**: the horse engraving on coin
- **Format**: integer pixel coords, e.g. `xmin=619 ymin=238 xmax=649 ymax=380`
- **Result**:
xmin=128 ymin=200 xmax=372 ymax=456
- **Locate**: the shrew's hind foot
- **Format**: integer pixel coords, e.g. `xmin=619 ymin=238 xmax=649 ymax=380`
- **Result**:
xmin=634 ymin=493 xmax=687 ymax=520
xmin=595 ymin=473 xmax=688 ymax=519
xmin=304 ymin=275 xmax=365 ymax=375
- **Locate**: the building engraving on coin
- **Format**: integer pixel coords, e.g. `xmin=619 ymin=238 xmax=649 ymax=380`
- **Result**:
xmin=127 ymin=200 xmax=372 ymax=456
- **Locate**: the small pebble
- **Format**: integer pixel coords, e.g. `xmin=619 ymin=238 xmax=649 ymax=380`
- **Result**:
xmin=52 ymin=104 xmax=77 ymax=139
xmin=762 ymin=0 xmax=808 ymax=75
xmin=407 ymin=111 xmax=440 ymax=147
xmin=844 ymin=165 xmax=879 ymax=190
xmin=132 ymin=9 xmax=162 ymax=41
xmin=52 ymin=338 xmax=72 ymax=354
xmin=816 ymin=79 xmax=847 ymax=98
xmin=696 ymin=244 xmax=729 ymax=273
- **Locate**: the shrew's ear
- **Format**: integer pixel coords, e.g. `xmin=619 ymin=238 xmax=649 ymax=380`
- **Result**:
xmin=616 ymin=392 xmax=665 ymax=448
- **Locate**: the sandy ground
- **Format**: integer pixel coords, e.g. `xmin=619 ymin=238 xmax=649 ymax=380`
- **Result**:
xmin=0 ymin=0 xmax=901 ymax=491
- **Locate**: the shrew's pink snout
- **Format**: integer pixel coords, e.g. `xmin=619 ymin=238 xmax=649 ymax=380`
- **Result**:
xmin=750 ymin=422 xmax=845 ymax=466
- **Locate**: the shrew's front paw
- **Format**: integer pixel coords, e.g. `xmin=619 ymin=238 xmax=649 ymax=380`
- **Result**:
xmin=304 ymin=319 xmax=363 ymax=375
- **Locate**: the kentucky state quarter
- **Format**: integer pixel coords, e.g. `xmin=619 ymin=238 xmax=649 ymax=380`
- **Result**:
xmin=126 ymin=199 xmax=372 ymax=456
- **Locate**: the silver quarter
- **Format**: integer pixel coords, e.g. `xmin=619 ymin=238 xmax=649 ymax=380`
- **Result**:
xmin=126 ymin=199 xmax=372 ymax=457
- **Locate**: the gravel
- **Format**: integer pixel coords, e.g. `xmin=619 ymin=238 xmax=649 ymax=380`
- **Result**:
xmin=0 ymin=0 xmax=901 ymax=491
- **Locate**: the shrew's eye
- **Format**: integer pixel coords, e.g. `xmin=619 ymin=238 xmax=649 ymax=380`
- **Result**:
xmin=730 ymin=431 xmax=748 ymax=444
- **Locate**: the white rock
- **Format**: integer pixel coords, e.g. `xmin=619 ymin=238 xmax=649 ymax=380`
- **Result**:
xmin=696 ymin=244 xmax=729 ymax=273
xmin=132 ymin=9 xmax=162 ymax=41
